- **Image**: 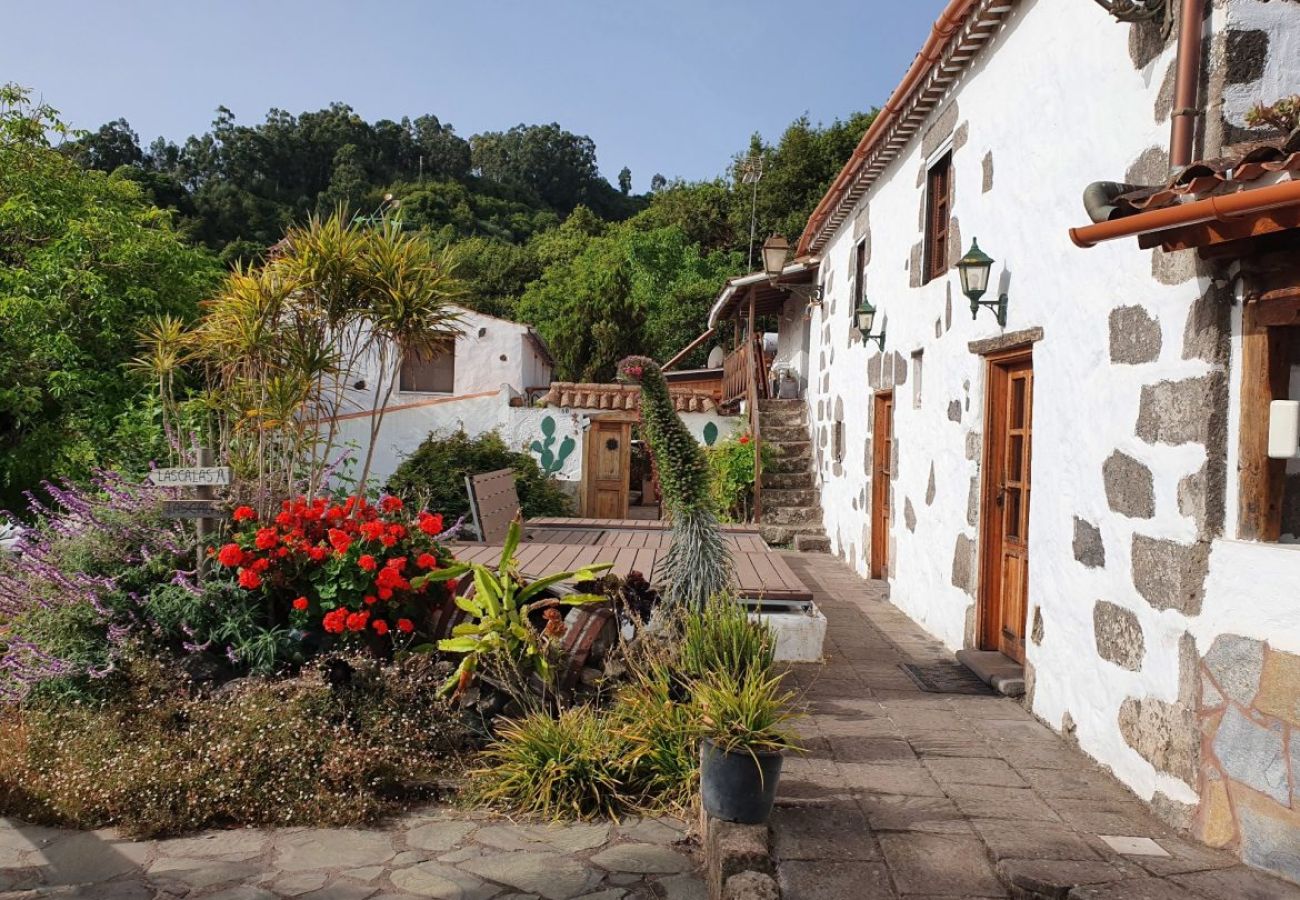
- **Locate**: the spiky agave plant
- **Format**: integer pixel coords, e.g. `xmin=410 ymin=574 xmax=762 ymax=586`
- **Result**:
xmin=617 ymin=356 xmax=732 ymax=608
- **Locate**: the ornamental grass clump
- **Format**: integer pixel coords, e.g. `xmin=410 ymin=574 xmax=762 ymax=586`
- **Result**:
xmin=617 ymin=356 xmax=732 ymax=608
xmin=470 ymin=705 xmax=631 ymax=820
xmin=680 ymin=597 xmax=776 ymax=684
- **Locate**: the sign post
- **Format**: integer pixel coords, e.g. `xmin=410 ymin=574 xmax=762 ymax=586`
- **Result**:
xmin=153 ymin=450 xmax=229 ymax=580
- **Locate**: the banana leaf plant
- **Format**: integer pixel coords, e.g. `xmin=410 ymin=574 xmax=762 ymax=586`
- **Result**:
xmin=410 ymin=518 xmax=611 ymax=698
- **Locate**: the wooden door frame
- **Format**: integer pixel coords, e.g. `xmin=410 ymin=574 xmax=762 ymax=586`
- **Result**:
xmin=976 ymin=347 xmax=1033 ymax=654
xmin=581 ymin=413 xmax=635 ymax=518
xmin=870 ymin=391 xmax=894 ymax=580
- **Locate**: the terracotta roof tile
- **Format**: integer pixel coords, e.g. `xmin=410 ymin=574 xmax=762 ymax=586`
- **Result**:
xmin=1114 ymin=132 xmax=1300 ymax=216
xmin=541 ymin=382 xmax=717 ymax=414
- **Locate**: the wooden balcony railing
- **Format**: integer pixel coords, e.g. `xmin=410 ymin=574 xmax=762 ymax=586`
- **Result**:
xmin=722 ymin=341 xmax=750 ymax=409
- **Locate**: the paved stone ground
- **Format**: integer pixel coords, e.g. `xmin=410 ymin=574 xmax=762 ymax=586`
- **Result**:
xmin=0 ymin=810 xmax=704 ymax=900
xmin=775 ymin=553 xmax=1300 ymax=900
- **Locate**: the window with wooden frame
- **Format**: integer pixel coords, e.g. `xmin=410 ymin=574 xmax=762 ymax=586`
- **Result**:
xmin=1239 ymin=292 xmax=1300 ymax=542
xmin=852 ymin=237 xmax=867 ymax=316
xmin=924 ymin=152 xmax=952 ymax=283
xmin=399 ymin=345 xmax=455 ymax=393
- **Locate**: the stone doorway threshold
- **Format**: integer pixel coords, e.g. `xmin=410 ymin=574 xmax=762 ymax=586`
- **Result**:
xmin=956 ymin=649 xmax=1026 ymax=697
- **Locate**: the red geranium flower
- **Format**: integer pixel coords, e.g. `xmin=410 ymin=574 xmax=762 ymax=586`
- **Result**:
xmin=238 ymin=568 xmax=262 ymax=589
xmin=446 ymin=578 xmax=459 ymax=595
xmin=386 ymin=556 xmax=407 ymax=572
xmin=250 ymin=557 xmax=270 ymax=573
xmin=292 ymin=596 xmax=309 ymax=611
xmin=739 ymin=435 xmax=751 ymax=445
xmin=396 ymin=618 xmax=414 ymax=634
xmin=377 ymin=587 xmax=393 ymax=601
xmin=358 ymin=554 xmax=377 ymax=572
xmin=233 ymin=505 xmax=257 ymax=522
xmin=416 ymin=553 xmax=437 ymax=569
xmin=372 ymin=619 xmax=390 ymax=635
xmin=418 ymin=512 xmax=444 ymax=536
xmin=328 ymin=529 xmax=352 ymax=554
xmin=322 ymin=608 xmax=347 ymax=634
xmin=345 ymin=611 xmax=369 ymax=632
xmin=360 ymin=520 xmax=385 ymax=542
xmin=254 ymin=527 xmax=278 ymax=550
xmin=363 ymin=594 xmax=378 ymax=606
xmin=217 ymin=543 xmax=244 ymax=568
xmin=380 ymin=496 xmax=403 ymax=513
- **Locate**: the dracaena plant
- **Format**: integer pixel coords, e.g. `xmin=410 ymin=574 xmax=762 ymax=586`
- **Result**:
xmin=411 ymin=518 xmax=610 ymax=698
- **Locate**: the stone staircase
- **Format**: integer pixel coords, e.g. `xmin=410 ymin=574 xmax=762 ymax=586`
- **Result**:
xmin=755 ymin=399 xmax=830 ymax=552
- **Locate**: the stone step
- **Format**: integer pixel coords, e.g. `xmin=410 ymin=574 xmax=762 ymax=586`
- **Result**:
xmin=761 ymin=425 xmax=809 ymax=443
xmin=762 ymin=489 xmax=818 ymax=507
xmin=760 ymin=523 xmax=826 ymax=546
xmin=793 ymin=533 xmax=831 ymax=553
xmin=762 ymin=472 xmax=813 ymax=490
xmin=757 ymin=399 xmax=803 ymax=411
xmin=767 ymin=453 xmax=811 ymax=474
xmin=758 ymin=411 xmax=807 ymax=429
xmin=760 ymin=505 xmax=822 ymax=526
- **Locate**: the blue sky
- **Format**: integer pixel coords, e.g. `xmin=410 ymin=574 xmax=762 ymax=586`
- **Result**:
xmin=7 ymin=1 xmax=946 ymax=192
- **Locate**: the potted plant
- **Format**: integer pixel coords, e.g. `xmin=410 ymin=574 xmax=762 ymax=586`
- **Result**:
xmin=693 ymin=668 xmax=801 ymax=824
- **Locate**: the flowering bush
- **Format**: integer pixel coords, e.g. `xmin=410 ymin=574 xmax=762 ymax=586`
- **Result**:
xmin=216 ymin=494 xmax=458 ymax=648
xmin=705 ymin=430 xmax=776 ymax=523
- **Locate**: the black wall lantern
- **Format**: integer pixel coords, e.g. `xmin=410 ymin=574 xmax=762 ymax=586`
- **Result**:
xmin=956 ymin=238 xmax=1008 ymax=327
xmin=856 ymin=297 xmax=886 ymax=350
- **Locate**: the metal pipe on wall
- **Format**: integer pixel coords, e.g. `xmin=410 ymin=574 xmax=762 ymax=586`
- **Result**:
xmin=1169 ymin=0 xmax=1206 ymax=169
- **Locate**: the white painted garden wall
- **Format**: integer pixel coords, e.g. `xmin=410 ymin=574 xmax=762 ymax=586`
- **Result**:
xmin=803 ymin=0 xmax=1300 ymax=840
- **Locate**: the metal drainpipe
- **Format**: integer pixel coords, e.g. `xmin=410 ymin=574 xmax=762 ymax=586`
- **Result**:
xmin=1169 ymin=0 xmax=1206 ymax=169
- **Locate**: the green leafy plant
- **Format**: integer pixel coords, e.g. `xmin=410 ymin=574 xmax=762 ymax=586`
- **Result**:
xmin=617 ymin=356 xmax=732 ymax=608
xmin=693 ymin=668 xmax=802 ymax=758
xmin=1246 ymin=95 xmax=1300 ymax=134
xmin=470 ymin=705 xmax=630 ymax=820
xmin=614 ymin=665 xmax=700 ymax=811
xmin=412 ymin=519 xmax=609 ymax=697
xmin=706 ymin=430 xmax=776 ymax=522
xmin=681 ymin=598 xmax=775 ymax=684
xmin=387 ymin=429 xmax=571 ymax=526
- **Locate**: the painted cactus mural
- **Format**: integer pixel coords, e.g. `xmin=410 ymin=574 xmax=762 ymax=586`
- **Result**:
xmin=530 ymin=415 xmax=576 ymax=476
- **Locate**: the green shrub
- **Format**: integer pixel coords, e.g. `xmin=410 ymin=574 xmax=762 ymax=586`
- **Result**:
xmin=681 ymin=598 xmax=775 ymax=683
xmin=0 ymin=654 xmax=466 ymax=837
xmin=705 ymin=431 xmax=776 ymax=522
xmin=471 ymin=706 xmax=630 ymax=820
xmin=693 ymin=667 xmax=801 ymax=756
xmin=386 ymin=429 xmax=571 ymax=528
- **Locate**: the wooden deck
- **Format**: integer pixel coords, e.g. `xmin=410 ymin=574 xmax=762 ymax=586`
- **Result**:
xmin=453 ymin=518 xmax=811 ymax=602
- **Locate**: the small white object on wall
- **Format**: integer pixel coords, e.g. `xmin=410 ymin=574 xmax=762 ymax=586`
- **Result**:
xmin=1268 ymin=400 xmax=1300 ymax=459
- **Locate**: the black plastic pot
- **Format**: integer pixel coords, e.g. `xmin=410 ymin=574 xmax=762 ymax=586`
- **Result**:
xmin=699 ymin=738 xmax=784 ymax=824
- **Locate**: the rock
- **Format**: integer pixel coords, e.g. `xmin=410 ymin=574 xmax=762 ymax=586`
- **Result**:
xmin=1118 ymin=696 xmax=1197 ymax=786
xmin=1135 ymin=373 xmax=1226 ymax=447
xmin=925 ymin=464 xmax=936 ymax=505
xmin=723 ymin=871 xmax=780 ymax=900
xmin=1203 ymin=634 xmax=1265 ymax=706
xmin=405 ymin=821 xmax=477 ymax=852
xmin=155 ymin=830 xmax=267 ymax=860
xmin=146 ymin=857 xmax=261 ymax=889
xmin=1103 ymin=452 xmax=1155 ymax=518
xmin=1197 ymin=773 xmax=1236 ymax=848
xmin=951 ymin=533 xmax=976 ymax=596
xmin=299 ymin=883 xmax=380 ymax=900
xmin=589 ymin=842 xmax=691 ymax=874
xmin=657 ymin=873 xmax=708 ymax=900
xmin=947 ymin=399 xmax=962 ymax=422
xmin=1212 ymin=707 xmax=1290 ymax=805
xmin=273 ymin=872 xmax=329 ymax=896
xmin=389 ymin=861 xmax=498 ymax=900
xmin=35 ymin=831 xmax=142 ymax=885
xmin=461 ymin=851 xmax=600 ymax=899
xmin=615 ymin=817 xmax=687 ymax=845
xmin=1232 ymin=782 xmax=1300 ymax=884
xmin=1253 ymin=648 xmax=1300 ymax=726
xmin=1108 ymin=306 xmax=1162 ymax=364
xmin=904 ymin=499 xmax=916 ymax=532
xmin=1130 ymin=535 xmax=1208 ymax=615
xmin=1092 ymin=601 xmax=1145 ymax=671
xmin=276 ymin=830 xmax=395 ymax=872
xmin=1073 ymin=518 xmax=1105 ymax=568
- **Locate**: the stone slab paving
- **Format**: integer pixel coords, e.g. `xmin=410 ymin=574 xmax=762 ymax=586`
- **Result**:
xmin=774 ymin=553 xmax=1300 ymax=900
xmin=0 ymin=809 xmax=704 ymax=900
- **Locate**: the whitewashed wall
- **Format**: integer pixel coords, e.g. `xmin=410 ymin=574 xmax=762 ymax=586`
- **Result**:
xmin=804 ymin=0 xmax=1300 ymax=827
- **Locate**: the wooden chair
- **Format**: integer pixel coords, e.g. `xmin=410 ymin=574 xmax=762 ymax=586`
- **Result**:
xmin=465 ymin=468 xmax=522 ymax=543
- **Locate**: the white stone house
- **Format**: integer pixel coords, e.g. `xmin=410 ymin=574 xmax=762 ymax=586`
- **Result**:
xmin=772 ymin=0 xmax=1300 ymax=881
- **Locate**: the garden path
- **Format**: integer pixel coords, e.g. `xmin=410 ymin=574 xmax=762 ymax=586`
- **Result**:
xmin=0 ymin=809 xmax=703 ymax=900
xmin=776 ymin=553 xmax=1300 ymax=899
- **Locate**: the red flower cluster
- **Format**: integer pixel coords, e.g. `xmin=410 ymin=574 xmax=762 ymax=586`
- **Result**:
xmin=216 ymin=494 xmax=455 ymax=646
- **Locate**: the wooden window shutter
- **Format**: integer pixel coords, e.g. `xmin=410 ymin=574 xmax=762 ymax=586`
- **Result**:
xmin=399 ymin=345 xmax=456 ymax=393
xmin=925 ymin=153 xmax=952 ymax=282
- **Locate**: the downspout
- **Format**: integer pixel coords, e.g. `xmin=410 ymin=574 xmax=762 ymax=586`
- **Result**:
xmin=1169 ymin=0 xmax=1206 ymax=169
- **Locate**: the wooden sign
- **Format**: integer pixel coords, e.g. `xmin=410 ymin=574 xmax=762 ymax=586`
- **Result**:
xmin=150 ymin=467 xmax=231 ymax=487
xmin=162 ymin=499 xmax=224 ymax=519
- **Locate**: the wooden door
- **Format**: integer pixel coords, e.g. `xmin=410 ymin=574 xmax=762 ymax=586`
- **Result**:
xmin=583 ymin=420 xmax=631 ymax=518
xmin=979 ymin=352 xmax=1033 ymax=664
xmin=871 ymin=392 xmax=894 ymax=579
